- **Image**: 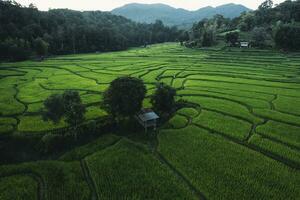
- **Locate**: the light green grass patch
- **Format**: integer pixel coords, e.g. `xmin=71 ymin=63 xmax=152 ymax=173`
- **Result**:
xmin=168 ymin=115 xmax=188 ymax=129
xmin=253 ymin=109 xmax=300 ymax=126
xmin=177 ymin=107 xmax=198 ymax=118
xmin=0 ymin=88 xmax=25 ymax=115
xmin=27 ymin=102 xmax=43 ymax=113
xmin=81 ymin=93 xmax=102 ymax=105
xmin=184 ymin=96 xmax=263 ymax=124
xmin=193 ymin=110 xmax=251 ymax=140
xmin=18 ymin=115 xmax=67 ymax=132
xmin=274 ymin=95 xmax=300 ymax=116
xmin=85 ymin=106 xmax=107 ymax=120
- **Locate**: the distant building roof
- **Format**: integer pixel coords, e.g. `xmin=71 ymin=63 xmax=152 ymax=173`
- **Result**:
xmin=138 ymin=111 xmax=159 ymax=122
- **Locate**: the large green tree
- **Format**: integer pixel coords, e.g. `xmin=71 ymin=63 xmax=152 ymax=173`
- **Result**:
xmin=225 ymin=32 xmax=239 ymax=46
xmin=151 ymin=83 xmax=176 ymax=113
xmin=275 ymin=24 xmax=300 ymax=51
xmin=102 ymin=77 xmax=146 ymax=119
xmin=251 ymin=27 xmax=268 ymax=48
xmin=34 ymin=38 xmax=49 ymax=58
xmin=43 ymin=90 xmax=86 ymax=136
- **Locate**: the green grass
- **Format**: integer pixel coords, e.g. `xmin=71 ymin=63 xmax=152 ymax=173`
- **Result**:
xmin=85 ymin=139 xmax=196 ymax=199
xmin=183 ymin=96 xmax=263 ymax=124
xmin=0 ymin=117 xmax=17 ymax=125
xmin=0 ymin=88 xmax=25 ymax=115
xmin=0 ymin=124 xmax=14 ymax=135
xmin=1 ymin=43 xmax=300 ymax=199
xmin=274 ymin=95 xmax=300 ymax=116
xmin=249 ymin=134 xmax=300 ymax=165
xmin=168 ymin=114 xmax=188 ymax=129
xmin=18 ymin=116 xmax=67 ymax=132
xmin=193 ymin=110 xmax=252 ymax=140
xmin=85 ymin=106 xmax=107 ymax=120
xmin=177 ymin=107 xmax=199 ymax=118
xmin=158 ymin=126 xmax=300 ymax=200
xmin=256 ymin=120 xmax=300 ymax=148
xmin=178 ymin=89 xmax=270 ymax=109
xmin=59 ymin=134 xmax=120 ymax=161
xmin=0 ymin=175 xmax=38 ymax=200
xmin=253 ymin=109 xmax=300 ymax=126
xmin=0 ymin=161 xmax=90 ymax=200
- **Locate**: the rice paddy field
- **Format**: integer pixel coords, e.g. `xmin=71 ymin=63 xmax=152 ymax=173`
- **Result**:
xmin=0 ymin=43 xmax=300 ymax=199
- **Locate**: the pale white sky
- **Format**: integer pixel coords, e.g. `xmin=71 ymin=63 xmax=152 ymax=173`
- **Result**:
xmin=15 ymin=0 xmax=286 ymax=11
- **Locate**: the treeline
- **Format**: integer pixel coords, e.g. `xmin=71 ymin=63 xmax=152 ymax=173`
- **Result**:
xmin=0 ymin=1 xmax=181 ymax=61
xmin=183 ymin=0 xmax=300 ymax=50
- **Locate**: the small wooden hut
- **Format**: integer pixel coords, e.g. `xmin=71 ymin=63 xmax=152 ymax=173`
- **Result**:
xmin=136 ymin=109 xmax=159 ymax=132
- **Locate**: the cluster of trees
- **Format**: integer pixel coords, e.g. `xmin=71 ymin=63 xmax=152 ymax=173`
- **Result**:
xmin=44 ymin=77 xmax=177 ymax=135
xmin=183 ymin=15 xmax=230 ymax=47
xmin=0 ymin=1 xmax=181 ymax=61
xmin=183 ymin=0 xmax=300 ymax=50
xmin=43 ymin=90 xmax=86 ymax=137
xmin=102 ymin=77 xmax=176 ymax=120
xmin=41 ymin=77 xmax=177 ymax=153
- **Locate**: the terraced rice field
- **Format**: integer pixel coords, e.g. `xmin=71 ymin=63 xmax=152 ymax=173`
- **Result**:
xmin=0 ymin=43 xmax=300 ymax=199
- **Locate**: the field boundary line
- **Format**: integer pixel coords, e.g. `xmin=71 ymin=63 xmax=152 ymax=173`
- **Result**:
xmin=80 ymin=159 xmax=99 ymax=200
xmin=192 ymin=123 xmax=300 ymax=170
xmin=154 ymin=152 xmax=206 ymax=200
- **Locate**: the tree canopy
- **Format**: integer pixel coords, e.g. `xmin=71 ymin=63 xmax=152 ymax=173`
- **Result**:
xmin=102 ymin=77 xmax=146 ymax=119
xmin=225 ymin=32 xmax=239 ymax=46
xmin=184 ymin=0 xmax=300 ymax=51
xmin=0 ymin=1 xmax=181 ymax=61
xmin=43 ymin=90 xmax=86 ymax=128
xmin=151 ymin=83 xmax=177 ymax=113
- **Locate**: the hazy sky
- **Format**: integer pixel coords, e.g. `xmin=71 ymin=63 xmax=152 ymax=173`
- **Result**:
xmin=15 ymin=0 xmax=286 ymax=11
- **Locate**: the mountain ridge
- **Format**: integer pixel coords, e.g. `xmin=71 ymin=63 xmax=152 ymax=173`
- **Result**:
xmin=111 ymin=3 xmax=251 ymax=28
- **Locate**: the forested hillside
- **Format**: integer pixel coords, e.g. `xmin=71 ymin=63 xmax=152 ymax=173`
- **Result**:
xmin=183 ymin=0 xmax=300 ymax=50
xmin=0 ymin=1 xmax=180 ymax=61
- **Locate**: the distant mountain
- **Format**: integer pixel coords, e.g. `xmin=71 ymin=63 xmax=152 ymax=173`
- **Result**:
xmin=111 ymin=3 xmax=251 ymax=28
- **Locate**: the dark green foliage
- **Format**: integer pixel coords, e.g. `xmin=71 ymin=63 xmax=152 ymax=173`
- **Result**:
xmin=202 ymin=29 xmax=216 ymax=47
xmin=0 ymin=1 xmax=180 ymax=61
xmin=189 ymin=19 xmax=217 ymax=47
xmin=43 ymin=90 xmax=86 ymax=127
xmin=151 ymin=83 xmax=176 ymax=113
xmin=102 ymin=77 xmax=146 ymax=118
xmin=43 ymin=94 xmax=65 ymax=124
xmin=39 ymin=133 xmax=65 ymax=154
xmin=0 ymin=38 xmax=31 ymax=61
xmin=225 ymin=32 xmax=239 ymax=46
xmin=251 ymin=27 xmax=268 ymax=47
xmin=34 ymin=38 xmax=48 ymax=57
xmin=275 ymin=24 xmax=300 ymax=51
xmin=186 ymin=0 xmax=300 ymax=50
xmin=179 ymin=31 xmax=190 ymax=44
xmin=62 ymin=91 xmax=86 ymax=127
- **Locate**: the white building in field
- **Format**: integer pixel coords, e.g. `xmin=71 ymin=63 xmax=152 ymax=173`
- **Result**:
xmin=240 ymin=42 xmax=250 ymax=48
